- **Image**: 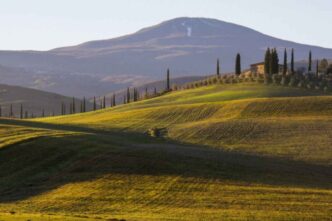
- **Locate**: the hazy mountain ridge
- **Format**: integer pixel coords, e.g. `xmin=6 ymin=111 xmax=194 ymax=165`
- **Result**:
xmin=0 ymin=17 xmax=332 ymax=97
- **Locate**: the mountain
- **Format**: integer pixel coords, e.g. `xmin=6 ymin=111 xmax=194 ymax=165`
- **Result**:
xmin=0 ymin=84 xmax=90 ymax=117
xmin=0 ymin=17 xmax=332 ymax=97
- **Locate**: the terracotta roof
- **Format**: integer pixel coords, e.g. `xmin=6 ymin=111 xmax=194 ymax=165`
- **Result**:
xmin=250 ymin=62 xmax=265 ymax=66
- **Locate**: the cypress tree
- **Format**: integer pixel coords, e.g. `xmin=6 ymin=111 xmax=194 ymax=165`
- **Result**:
xmin=10 ymin=104 xmax=13 ymax=118
xmin=308 ymin=50 xmax=312 ymax=72
xmin=216 ymin=59 xmax=220 ymax=76
xmin=145 ymin=87 xmax=148 ymax=98
xmin=283 ymin=48 xmax=287 ymax=76
xmin=272 ymin=48 xmax=279 ymax=74
xmin=0 ymin=105 xmax=2 ymax=117
xmin=20 ymin=104 xmax=23 ymax=119
xmin=93 ymin=96 xmax=96 ymax=111
xmin=126 ymin=88 xmax=130 ymax=103
xmin=154 ymin=87 xmax=157 ymax=95
xmin=123 ymin=95 xmax=126 ymax=104
xmin=103 ymin=96 xmax=106 ymax=108
xmin=291 ymin=48 xmax=295 ymax=74
xmin=72 ymin=97 xmax=76 ymax=114
xmin=235 ymin=53 xmax=241 ymax=75
xmin=83 ymin=97 xmax=86 ymax=112
xmin=264 ymin=48 xmax=271 ymax=75
xmin=166 ymin=69 xmax=170 ymax=91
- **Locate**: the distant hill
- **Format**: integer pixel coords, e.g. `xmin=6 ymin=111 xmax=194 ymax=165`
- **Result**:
xmin=0 ymin=17 xmax=332 ymax=97
xmin=100 ymin=75 xmax=205 ymax=104
xmin=0 ymin=84 xmax=90 ymax=117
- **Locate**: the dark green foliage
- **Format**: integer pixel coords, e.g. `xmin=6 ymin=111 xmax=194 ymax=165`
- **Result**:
xmin=283 ymin=49 xmax=287 ymax=76
xmin=20 ymin=104 xmax=23 ymax=119
xmin=103 ymin=96 xmax=106 ymax=109
xmin=112 ymin=94 xmax=116 ymax=107
xmin=269 ymin=48 xmax=279 ymax=74
xmin=72 ymin=97 xmax=76 ymax=114
xmin=264 ymin=48 xmax=271 ymax=75
xmin=0 ymin=105 xmax=2 ymax=117
xmin=126 ymin=88 xmax=131 ymax=103
xmin=308 ymin=51 xmax=312 ymax=72
xmin=235 ymin=53 xmax=241 ymax=75
xmin=216 ymin=59 xmax=220 ymax=76
xmin=166 ymin=69 xmax=170 ymax=91
xmin=291 ymin=48 xmax=295 ymax=75
xmin=327 ymin=64 xmax=332 ymax=74
xmin=10 ymin=104 xmax=13 ymax=118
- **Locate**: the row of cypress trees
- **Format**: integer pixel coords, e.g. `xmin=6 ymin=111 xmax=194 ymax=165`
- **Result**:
xmin=216 ymin=53 xmax=242 ymax=77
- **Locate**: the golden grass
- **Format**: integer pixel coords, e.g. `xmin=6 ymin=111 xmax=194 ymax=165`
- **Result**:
xmin=0 ymin=83 xmax=331 ymax=220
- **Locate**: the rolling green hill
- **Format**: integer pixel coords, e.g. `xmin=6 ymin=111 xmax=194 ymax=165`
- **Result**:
xmin=0 ymin=83 xmax=331 ymax=221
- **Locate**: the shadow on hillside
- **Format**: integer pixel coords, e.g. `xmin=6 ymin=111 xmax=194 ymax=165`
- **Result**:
xmin=0 ymin=118 xmax=331 ymax=203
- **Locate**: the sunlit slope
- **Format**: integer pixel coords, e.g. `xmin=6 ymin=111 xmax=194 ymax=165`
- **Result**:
xmin=0 ymin=83 xmax=331 ymax=220
xmin=0 ymin=122 xmax=331 ymax=221
xmin=39 ymin=83 xmax=332 ymax=164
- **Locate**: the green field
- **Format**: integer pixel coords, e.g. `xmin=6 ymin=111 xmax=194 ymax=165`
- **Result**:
xmin=0 ymin=83 xmax=331 ymax=220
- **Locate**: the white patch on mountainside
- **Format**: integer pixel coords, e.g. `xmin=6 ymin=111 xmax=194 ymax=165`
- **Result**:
xmin=0 ymin=17 xmax=332 ymax=97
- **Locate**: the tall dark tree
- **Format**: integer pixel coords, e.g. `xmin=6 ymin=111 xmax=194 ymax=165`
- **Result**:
xmin=308 ymin=50 xmax=312 ymax=72
xmin=9 ymin=104 xmax=13 ymax=118
xmin=0 ymin=105 xmax=2 ymax=117
xmin=264 ymin=48 xmax=271 ymax=75
xmin=112 ymin=94 xmax=116 ymax=107
xmin=123 ymin=95 xmax=126 ymax=104
xmin=145 ymin=87 xmax=148 ymax=98
xmin=133 ymin=88 xmax=137 ymax=102
xmin=166 ymin=69 xmax=170 ymax=91
xmin=103 ymin=96 xmax=106 ymax=108
xmin=93 ymin=96 xmax=96 ymax=111
xmin=154 ymin=87 xmax=157 ymax=95
xmin=269 ymin=48 xmax=279 ymax=74
xmin=235 ymin=53 xmax=241 ymax=75
xmin=20 ymin=104 xmax=23 ymax=119
xmin=291 ymin=48 xmax=295 ymax=74
xmin=216 ymin=59 xmax=220 ymax=76
xmin=72 ymin=97 xmax=76 ymax=114
xmin=283 ymin=48 xmax=288 ymax=76
xmin=83 ymin=97 xmax=86 ymax=112
xmin=126 ymin=88 xmax=130 ymax=103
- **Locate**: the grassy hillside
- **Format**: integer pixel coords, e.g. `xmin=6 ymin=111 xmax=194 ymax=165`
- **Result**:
xmin=42 ymin=83 xmax=332 ymax=164
xmin=0 ymin=83 xmax=331 ymax=221
xmin=0 ymin=84 xmax=91 ymax=117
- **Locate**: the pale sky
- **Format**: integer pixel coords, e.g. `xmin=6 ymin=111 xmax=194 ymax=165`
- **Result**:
xmin=0 ymin=0 xmax=331 ymax=51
